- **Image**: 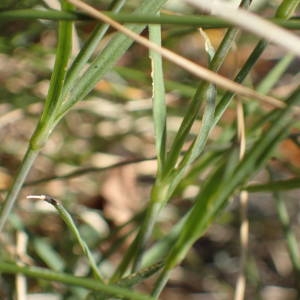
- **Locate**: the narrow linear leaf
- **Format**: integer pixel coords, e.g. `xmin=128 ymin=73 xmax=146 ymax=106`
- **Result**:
xmin=245 ymin=177 xmax=300 ymax=192
xmin=58 ymin=0 xmax=168 ymax=118
xmin=63 ymin=0 xmax=126 ymax=98
xmin=27 ymin=195 xmax=104 ymax=282
xmin=152 ymin=87 xmax=300 ymax=296
xmin=276 ymin=0 xmax=300 ymax=18
xmin=64 ymin=0 xmax=287 ymax=117
xmin=0 ymin=261 xmax=154 ymax=300
xmin=0 ymin=3 xmax=73 ymax=231
xmin=149 ymin=20 xmax=167 ymax=173
xmin=163 ymin=0 xmax=251 ymax=176
xmin=1 ymin=10 xmax=300 ymax=30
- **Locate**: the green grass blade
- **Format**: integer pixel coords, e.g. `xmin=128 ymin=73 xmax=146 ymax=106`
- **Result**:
xmin=214 ymin=39 xmax=267 ymax=123
xmin=163 ymin=0 xmax=251 ymax=177
xmin=142 ymin=213 xmax=189 ymax=268
xmin=0 ymin=149 xmax=39 ymax=232
xmin=124 ymin=0 xmax=251 ymax=279
xmin=32 ymin=2 xmax=73 ymax=140
xmin=110 ymin=236 xmax=140 ymax=282
xmin=0 ymin=261 xmax=154 ymax=300
xmin=63 ymin=0 xmax=126 ymax=99
xmin=215 ymin=0 xmax=298 ymax=123
xmin=174 ymin=85 xmax=216 ymax=175
xmin=125 ymin=22 xmax=167 ymax=273
xmin=116 ymin=261 xmax=164 ymax=287
xmin=2 ymin=10 xmax=300 ymax=30
xmin=245 ymin=177 xmax=300 ymax=192
xmin=29 ymin=195 xmax=104 ymax=282
xmin=57 ymin=0 xmax=168 ymax=120
xmin=276 ymin=0 xmax=300 ymax=18
xmin=0 ymin=3 xmax=73 ymax=231
xmin=0 ymin=8 xmax=88 ymax=21
xmin=152 ymin=87 xmax=300 ymax=296
xmin=149 ymin=21 xmax=167 ymax=173
xmin=176 ymin=29 xmax=216 ymax=166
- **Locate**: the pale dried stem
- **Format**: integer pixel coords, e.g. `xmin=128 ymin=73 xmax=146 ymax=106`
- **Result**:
xmin=186 ymin=0 xmax=300 ymax=57
xmin=16 ymin=231 xmax=28 ymax=300
xmin=234 ymin=100 xmax=249 ymax=300
xmin=66 ymin=0 xmax=294 ymax=112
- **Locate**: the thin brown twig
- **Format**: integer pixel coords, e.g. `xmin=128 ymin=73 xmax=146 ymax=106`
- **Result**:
xmin=0 ymin=155 xmax=158 ymax=192
xmin=66 ymin=0 xmax=293 ymax=112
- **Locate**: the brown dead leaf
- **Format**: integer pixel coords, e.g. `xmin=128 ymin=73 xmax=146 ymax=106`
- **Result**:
xmin=101 ymin=164 xmax=141 ymax=224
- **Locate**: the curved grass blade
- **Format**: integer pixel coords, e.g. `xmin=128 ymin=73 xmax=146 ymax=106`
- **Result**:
xmin=27 ymin=195 xmax=104 ymax=282
xmin=163 ymin=0 xmax=251 ymax=177
xmin=128 ymin=21 xmax=167 ymax=273
xmin=0 ymin=1 xmax=73 ymax=231
xmin=61 ymin=0 xmax=285 ymax=122
xmin=152 ymin=86 xmax=300 ymax=297
xmin=58 ymin=0 xmax=168 ymax=119
xmin=62 ymin=0 xmax=126 ymax=99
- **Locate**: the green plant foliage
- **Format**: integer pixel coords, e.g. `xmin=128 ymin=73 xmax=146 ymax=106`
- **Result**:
xmin=0 ymin=0 xmax=299 ymax=298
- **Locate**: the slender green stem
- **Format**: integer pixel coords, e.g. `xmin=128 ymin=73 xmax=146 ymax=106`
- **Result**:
xmin=276 ymin=0 xmax=300 ymax=18
xmin=214 ymin=40 xmax=268 ymax=123
xmin=128 ymin=22 xmax=167 ymax=273
xmin=0 ymin=9 xmax=89 ymax=21
xmin=27 ymin=195 xmax=104 ymax=282
xmin=122 ymin=0 xmax=251 ymax=281
xmin=149 ymin=21 xmax=167 ymax=173
xmin=151 ymin=86 xmax=300 ymax=297
xmin=1 ymin=9 xmax=300 ymax=30
xmin=0 ymin=149 xmax=39 ymax=232
xmin=110 ymin=236 xmax=140 ymax=282
xmin=130 ymin=200 xmax=164 ymax=273
xmin=245 ymin=177 xmax=300 ymax=193
xmin=163 ymin=0 xmax=251 ymax=177
xmin=169 ymin=83 xmax=216 ymax=193
xmin=151 ymin=268 xmax=170 ymax=298
xmin=116 ymin=261 xmax=164 ymax=287
xmin=56 ymin=0 xmax=168 ymax=120
xmin=0 ymin=2 xmax=73 ymax=231
xmin=62 ymin=0 xmax=126 ymax=100
xmin=0 ymin=261 xmax=154 ymax=300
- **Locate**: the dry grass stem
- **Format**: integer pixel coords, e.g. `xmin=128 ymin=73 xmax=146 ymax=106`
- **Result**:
xmin=234 ymin=100 xmax=249 ymax=300
xmin=186 ymin=0 xmax=300 ymax=58
xmin=67 ymin=0 xmax=291 ymax=111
